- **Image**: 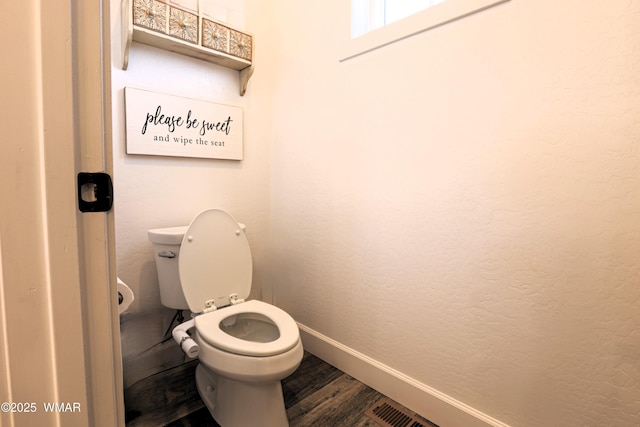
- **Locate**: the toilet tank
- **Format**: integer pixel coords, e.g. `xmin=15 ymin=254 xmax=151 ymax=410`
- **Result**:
xmin=148 ymin=226 xmax=189 ymax=310
xmin=148 ymin=222 xmax=247 ymax=311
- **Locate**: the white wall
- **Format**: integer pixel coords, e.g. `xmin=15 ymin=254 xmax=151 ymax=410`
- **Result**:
xmin=110 ymin=0 xmax=275 ymax=386
xmin=112 ymin=0 xmax=277 ymax=311
xmin=269 ymin=1 xmax=640 ymax=426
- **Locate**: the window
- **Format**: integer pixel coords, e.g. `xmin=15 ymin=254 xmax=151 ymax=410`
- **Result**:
xmin=343 ymin=0 xmax=510 ymax=61
xmin=352 ymin=0 xmax=448 ymax=38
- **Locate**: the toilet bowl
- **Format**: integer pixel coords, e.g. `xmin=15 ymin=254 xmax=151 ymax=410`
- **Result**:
xmin=148 ymin=209 xmax=303 ymax=427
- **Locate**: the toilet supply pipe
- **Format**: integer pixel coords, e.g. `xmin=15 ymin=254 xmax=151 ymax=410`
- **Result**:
xmin=172 ymin=319 xmax=200 ymax=358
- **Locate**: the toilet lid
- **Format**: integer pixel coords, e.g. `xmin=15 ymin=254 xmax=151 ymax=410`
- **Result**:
xmin=179 ymin=209 xmax=252 ymax=314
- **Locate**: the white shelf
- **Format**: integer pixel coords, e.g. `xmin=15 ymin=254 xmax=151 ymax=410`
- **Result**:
xmin=122 ymin=0 xmax=254 ymax=96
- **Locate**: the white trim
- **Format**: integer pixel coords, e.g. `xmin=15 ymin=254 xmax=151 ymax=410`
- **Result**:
xmin=342 ymin=0 xmax=510 ymax=61
xmin=298 ymin=323 xmax=511 ymax=427
xmin=74 ymin=0 xmax=125 ymax=424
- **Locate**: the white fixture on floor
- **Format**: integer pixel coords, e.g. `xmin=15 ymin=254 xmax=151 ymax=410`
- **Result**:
xmin=148 ymin=209 xmax=302 ymax=427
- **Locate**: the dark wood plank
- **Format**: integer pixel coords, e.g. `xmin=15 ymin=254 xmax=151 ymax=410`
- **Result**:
xmin=127 ymin=352 xmax=387 ymax=427
xmin=282 ymin=351 xmax=344 ymax=409
xmin=165 ymin=407 xmax=218 ymax=427
xmin=286 ymin=374 xmax=382 ymax=427
xmin=125 ymin=360 xmax=207 ymax=426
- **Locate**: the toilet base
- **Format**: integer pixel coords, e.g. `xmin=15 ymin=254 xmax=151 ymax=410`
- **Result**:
xmin=195 ymin=364 xmax=289 ymax=427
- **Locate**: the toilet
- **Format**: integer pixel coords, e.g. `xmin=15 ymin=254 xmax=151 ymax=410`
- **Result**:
xmin=148 ymin=209 xmax=303 ymax=427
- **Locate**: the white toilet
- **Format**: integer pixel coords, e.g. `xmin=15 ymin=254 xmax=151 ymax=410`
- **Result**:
xmin=148 ymin=208 xmax=303 ymax=427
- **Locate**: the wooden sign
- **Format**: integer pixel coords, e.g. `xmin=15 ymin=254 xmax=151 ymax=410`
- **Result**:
xmin=124 ymin=87 xmax=243 ymax=160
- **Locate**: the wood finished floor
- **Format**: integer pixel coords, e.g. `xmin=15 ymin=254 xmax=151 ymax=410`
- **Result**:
xmin=125 ymin=351 xmax=392 ymax=426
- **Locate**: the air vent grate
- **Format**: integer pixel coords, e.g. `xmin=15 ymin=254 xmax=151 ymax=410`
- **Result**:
xmin=364 ymin=397 xmax=439 ymax=427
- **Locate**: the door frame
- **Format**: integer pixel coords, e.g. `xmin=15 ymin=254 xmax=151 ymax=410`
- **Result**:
xmin=74 ymin=1 xmax=125 ymax=425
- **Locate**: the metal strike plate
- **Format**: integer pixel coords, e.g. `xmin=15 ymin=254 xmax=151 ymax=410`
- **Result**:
xmin=77 ymin=172 xmax=114 ymax=213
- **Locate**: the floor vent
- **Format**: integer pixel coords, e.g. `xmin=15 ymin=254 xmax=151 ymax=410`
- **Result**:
xmin=365 ymin=397 xmax=439 ymax=427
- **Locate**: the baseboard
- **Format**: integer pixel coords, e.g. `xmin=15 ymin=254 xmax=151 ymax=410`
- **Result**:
xmin=297 ymin=323 xmax=510 ymax=427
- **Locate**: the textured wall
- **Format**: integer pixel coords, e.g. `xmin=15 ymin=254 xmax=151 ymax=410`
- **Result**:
xmin=110 ymin=0 xmax=275 ymax=387
xmin=269 ymin=1 xmax=640 ymax=426
xmin=111 ymin=0 xmax=277 ymax=313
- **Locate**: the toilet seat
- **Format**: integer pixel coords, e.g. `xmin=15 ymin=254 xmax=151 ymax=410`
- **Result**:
xmin=195 ymin=300 xmax=299 ymax=357
xmin=179 ymin=209 xmax=300 ymax=358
